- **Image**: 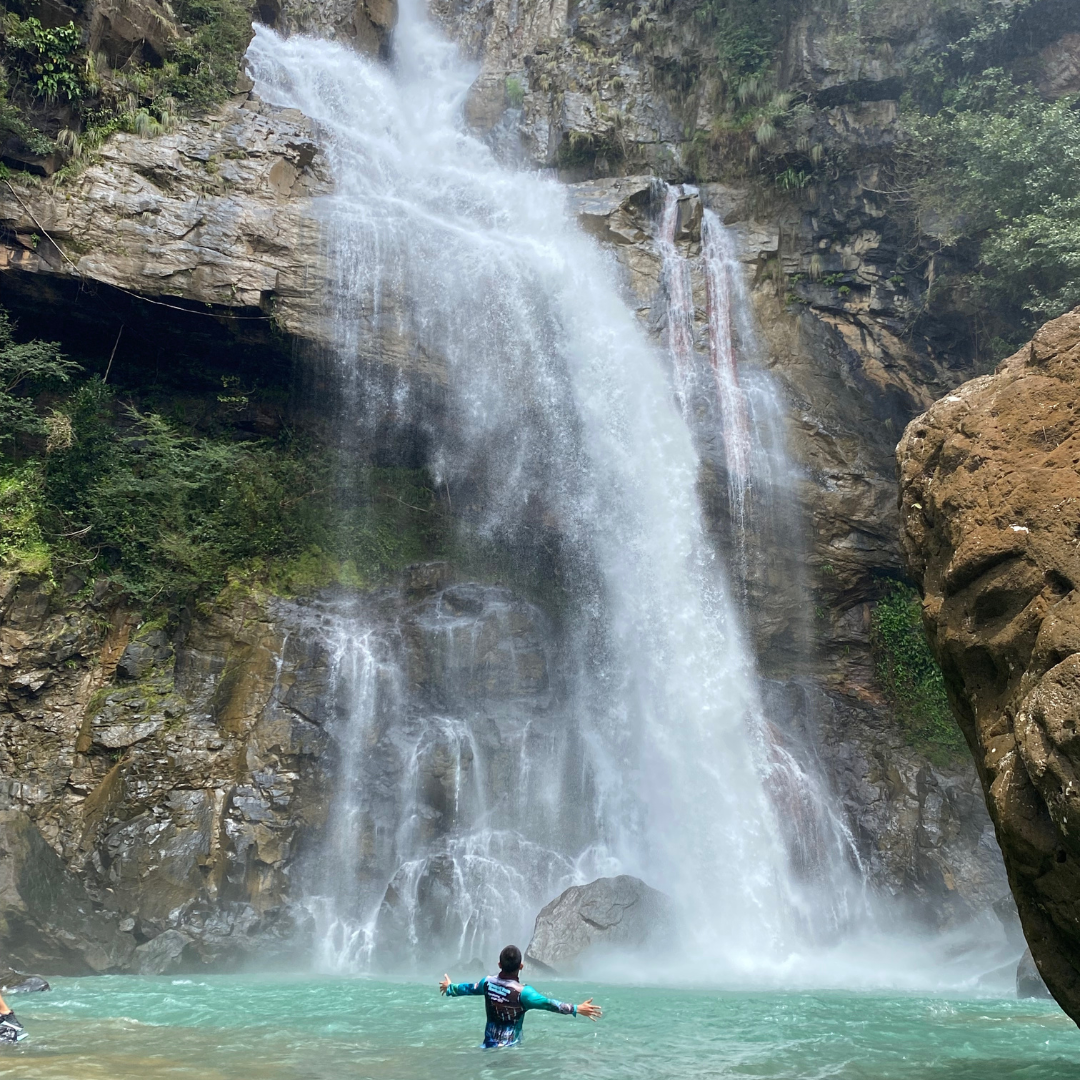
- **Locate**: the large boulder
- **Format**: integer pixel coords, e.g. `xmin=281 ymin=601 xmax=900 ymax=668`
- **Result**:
xmin=0 ymin=810 xmax=135 ymax=974
xmin=897 ymin=306 xmax=1080 ymax=1024
xmin=525 ymin=875 xmax=675 ymax=973
xmin=0 ymin=968 xmax=49 ymax=993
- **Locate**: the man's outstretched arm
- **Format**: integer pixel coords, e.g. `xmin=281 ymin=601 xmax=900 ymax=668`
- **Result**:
xmin=520 ymin=986 xmax=602 ymax=1020
xmin=439 ymin=974 xmax=486 ymax=996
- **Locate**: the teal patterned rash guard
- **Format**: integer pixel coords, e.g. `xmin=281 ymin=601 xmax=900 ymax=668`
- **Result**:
xmin=445 ymin=974 xmax=576 ymax=1047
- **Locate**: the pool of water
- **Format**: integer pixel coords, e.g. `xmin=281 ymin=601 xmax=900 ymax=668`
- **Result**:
xmin=0 ymin=976 xmax=1074 ymax=1080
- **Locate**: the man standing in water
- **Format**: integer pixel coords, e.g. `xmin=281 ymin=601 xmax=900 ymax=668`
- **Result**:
xmin=0 ymin=992 xmax=26 ymax=1043
xmin=439 ymin=945 xmax=602 ymax=1048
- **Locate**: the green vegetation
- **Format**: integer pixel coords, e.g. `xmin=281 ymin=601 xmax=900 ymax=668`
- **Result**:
xmin=162 ymin=0 xmax=255 ymax=112
xmin=5 ymin=18 xmax=83 ymax=103
xmin=903 ymin=71 xmax=1080 ymax=336
xmin=0 ymin=312 xmax=445 ymax=609
xmin=505 ymin=75 xmax=526 ymax=109
xmin=0 ymin=310 xmax=80 ymax=442
xmin=871 ymin=582 xmax=966 ymax=765
xmin=692 ymin=0 xmax=799 ymax=81
xmin=0 ymin=0 xmax=251 ymax=172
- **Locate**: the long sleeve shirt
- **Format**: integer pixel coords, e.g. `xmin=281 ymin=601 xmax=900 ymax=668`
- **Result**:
xmin=446 ymin=973 xmax=576 ymax=1047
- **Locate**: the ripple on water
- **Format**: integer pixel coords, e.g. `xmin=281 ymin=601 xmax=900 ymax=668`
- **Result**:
xmin=0 ymin=977 xmax=1075 ymax=1080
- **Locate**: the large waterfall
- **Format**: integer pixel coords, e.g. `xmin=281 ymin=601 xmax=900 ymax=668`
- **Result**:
xmin=248 ymin=7 xmax=895 ymax=980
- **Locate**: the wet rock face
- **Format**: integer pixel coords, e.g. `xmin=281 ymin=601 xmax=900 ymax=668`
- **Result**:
xmin=273 ymin=0 xmax=399 ymax=59
xmin=525 ymin=875 xmax=675 ymax=973
xmin=0 ymin=573 xmax=333 ymax=972
xmin=0 ymin=567 xmax=567 ymax=973
xmin=0 ymin=810 xmax=135 ymax=974
xmin=897 ymin=306 xmax=1080 ymax=1022
xmin=0 ymin=969 xmax=49 ymax=994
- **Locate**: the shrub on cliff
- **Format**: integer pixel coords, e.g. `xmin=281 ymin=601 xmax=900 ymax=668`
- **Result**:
xmin=0 ymin=310 xmax=78 ymax=444
xmin=0 ymin=311 xmax=444 ymax=606
xmin=871 ymin=582 xmax=966 ymax=765
xmin=904 ymin=71 xmax=1080 ymax=333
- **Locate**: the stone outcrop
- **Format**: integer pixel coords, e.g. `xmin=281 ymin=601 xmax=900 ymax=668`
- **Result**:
xmin=273 ymin=0 xmax=399 ymax=59
xmin=525 ymin=875 xmax=675 ymax=972
xmin=0 ymin=99 xmax=331 ymax=344
xmin=897 ymin=306 xmax=1080 ymax=1021
xmin=1017 ymin=948 xmax=1053 ymax=1000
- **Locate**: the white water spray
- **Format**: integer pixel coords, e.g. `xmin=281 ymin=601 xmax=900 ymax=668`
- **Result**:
xmin=247 ymin=5 xmax=1008 ymax=986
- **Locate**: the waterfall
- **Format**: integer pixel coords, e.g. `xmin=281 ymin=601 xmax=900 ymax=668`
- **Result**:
xmin=702 ymin=208 xmax=754 ymax=541
xmin=657 ymin=184 xmax=697 ymax=416
xmin=248 ymin=3 xmax=865 ymax=977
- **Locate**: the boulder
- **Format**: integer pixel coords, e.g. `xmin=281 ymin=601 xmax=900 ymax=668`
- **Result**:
xmin=0 ymin=810 xmax=135 ymax=974
xmin=0 ymin=969 xmax=49 ymax=994
xmin=1017 ymin=948 xmax=1053 ymax=1000
xmin=898 ymin=305 xmax=1080 ymax=1024
xmin=135 ymin=930 xmax=193 ymax=976
xmin=525 ymin=875 xmax=675 ymax=973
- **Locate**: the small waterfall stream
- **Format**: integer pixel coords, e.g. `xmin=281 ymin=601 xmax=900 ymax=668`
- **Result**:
xmin=248 ymin=2 xmax=868 ymax=977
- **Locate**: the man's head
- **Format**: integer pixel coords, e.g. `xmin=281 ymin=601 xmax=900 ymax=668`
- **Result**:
xmin=498 ymin=944 xmax=523 ymax=977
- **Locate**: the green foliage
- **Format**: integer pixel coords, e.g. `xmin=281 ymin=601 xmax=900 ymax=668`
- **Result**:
xmin=0 ymin=461 xmax=50 ymax=575
xmin=0 ymin=0 xmax=249 ymax=172
xmin=693 ymin=0 xmax=795 ymax=79
xmin=4 ymin=18 xmax=83 ymax=103
xmin=505 ymin=76 xmax=525 ymax=109
xmin=32 ymin=380 xmax=442 ymax=605
xmin=160 ymin=0 xmax=253 ymax=109
xmin=0 ymin=312 xmax=445 ymax=609
xmin=905 ymin=73 xmax=1080 ymax=325
xmin=774 ymin=165 xmax=811 ymax=190
xmin=0 ymin=311 xmax=79 ymax=443
xmin=871 ymin=582 xmax=966 ymax=764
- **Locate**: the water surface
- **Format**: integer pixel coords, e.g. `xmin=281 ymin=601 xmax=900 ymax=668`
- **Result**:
xmin=0 ymin=976 xmax=1074 ymax=1079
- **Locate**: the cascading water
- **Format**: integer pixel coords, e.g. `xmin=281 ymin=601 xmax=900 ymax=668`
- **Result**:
xmin=246 ymin=6 xmax=941 ymax=981
xmin=657 ymin=185 xmax=698 ymax=416
xmin=702 ymin=208 xmax=754 ymax=536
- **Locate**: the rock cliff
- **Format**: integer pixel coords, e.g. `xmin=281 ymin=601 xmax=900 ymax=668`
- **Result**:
xmin=0 ymin=0 xmax=1052 ymax=968
xmin=0 ymin=563 xmax=569 ymax=970
xmin=898 ymin=307 xmax=1080 ymax=1022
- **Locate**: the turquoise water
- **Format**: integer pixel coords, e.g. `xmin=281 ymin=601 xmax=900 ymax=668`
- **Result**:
xmin=0 ymin=976 xmax=1075 ymax=1080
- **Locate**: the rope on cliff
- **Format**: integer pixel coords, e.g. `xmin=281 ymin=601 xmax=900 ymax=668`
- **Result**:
xmin=3 ymin=180 xmax=274 ymax=322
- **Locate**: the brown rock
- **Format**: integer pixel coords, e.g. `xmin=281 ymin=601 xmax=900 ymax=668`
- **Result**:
xmin=897 ymin=306 xmax=1080 ymax=1024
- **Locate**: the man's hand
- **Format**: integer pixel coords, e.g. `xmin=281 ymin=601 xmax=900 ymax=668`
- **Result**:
xmin=439 ymin=973 xmax=451 ymax=995
xmin=577 ymin=998 xmax=602 ymax=1021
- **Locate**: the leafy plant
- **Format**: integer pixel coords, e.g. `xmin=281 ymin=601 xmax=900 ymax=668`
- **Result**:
xmin=160 ymin=0 xmax=252 ymax=109
xmin=5 ymin=18 xmax=83 ymax=103
xmin=505 ymin=76 xmax=525 ymax=109
xmin=871 ymin=582 xmax=966 ymax=764
xmin=775 ymin=165 xmax=811 ymax=190
xmin=903 ymin=72 xmax=1080 ymax=327
xmin=0 ymin=311 xmax=80 ymax=444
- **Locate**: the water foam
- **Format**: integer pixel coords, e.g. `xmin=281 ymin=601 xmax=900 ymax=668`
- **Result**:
xmin=246 ymin=2 xmax=1008 ymax=988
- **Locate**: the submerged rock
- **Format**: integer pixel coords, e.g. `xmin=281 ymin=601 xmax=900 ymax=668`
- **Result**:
xmin=525 ymin=875 xmax=675 ymax=973
xmin=898 ymin=305 xmax=1080 ymax=1024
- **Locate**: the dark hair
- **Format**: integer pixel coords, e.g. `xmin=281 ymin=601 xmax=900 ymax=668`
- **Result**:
xmin=499 ymin=945 xmax=522 ymax=975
